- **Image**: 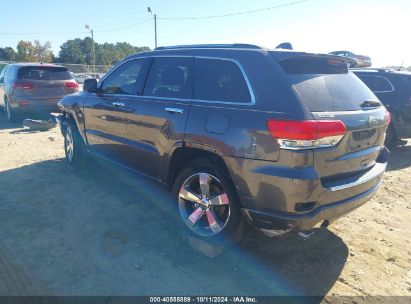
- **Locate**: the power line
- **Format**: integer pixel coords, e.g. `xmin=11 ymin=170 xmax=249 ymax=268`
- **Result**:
xmin=0 ymin=0 xmax=308 ymax=35
xmin=159 ymin=0 xmax=308 ymax=20
xmin=94 ymin=18 xmax=152 ymax=33
xmin=0 ymin=31 xmax=89 ymax=35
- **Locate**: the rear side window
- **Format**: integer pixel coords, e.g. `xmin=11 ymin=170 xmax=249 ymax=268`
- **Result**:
xmin=17 ymin=66 xmax=72 ymax=81
xmin=356 ymin=75 xmax=394 ymax=93
xmin=143 ymin=57 xmax=193 ymax=99
xmin=274 ymin=54 xmax=377 ymax=111
xmin=194 ymin=58 xmax=251 ymax=103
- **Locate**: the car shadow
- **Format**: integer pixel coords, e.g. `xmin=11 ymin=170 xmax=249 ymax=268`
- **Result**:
xmin=387 ymin=143 xmax=411 ymax=171
xmin=0 ymin=157 xmax=347 ymax=297
xmin=0 ymin=114 xmax=22 ymax=130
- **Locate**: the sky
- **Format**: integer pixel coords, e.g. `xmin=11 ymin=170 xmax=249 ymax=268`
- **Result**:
xmin=0 ymin=0 xmax=410 ymax=67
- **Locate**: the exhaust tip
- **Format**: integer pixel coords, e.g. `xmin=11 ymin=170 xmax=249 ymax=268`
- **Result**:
xmin=298 ymin=230 xmax=314 ymax=240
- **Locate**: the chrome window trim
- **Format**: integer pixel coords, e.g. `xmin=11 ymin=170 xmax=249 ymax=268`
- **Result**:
xmin=358 ymin=75 xmax=395 ymax=93
xmin=192 ymin=56 xmax=256 ymax=106
xmin=97 ymin=54 xmax=256 ymax=106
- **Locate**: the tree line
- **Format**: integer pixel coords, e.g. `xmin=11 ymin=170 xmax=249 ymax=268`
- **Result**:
xmin=0 ymin=39 xmax=150 ymax=66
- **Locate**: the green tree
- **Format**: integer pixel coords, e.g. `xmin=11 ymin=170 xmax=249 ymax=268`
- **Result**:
xmin=33 ymin=40 xmax=53 ymax=62
xmin=58 ymin=38 xmax=86 ymax=64
xmin=0 ymin=47 xmax=17 ymax=61
xmin=16 ymin=40 xmax=53 ymax=62
xmin=16 ymin=40 xmax=36 ymax=62
xmin=57 ymin=37 xmax=150 ymax=66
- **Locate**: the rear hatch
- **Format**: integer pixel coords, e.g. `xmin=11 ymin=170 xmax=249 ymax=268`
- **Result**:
xmin=274 ymin=53 xmax=388 ymax=182
xmin=15 ymin=66 xmax=78 ymax=102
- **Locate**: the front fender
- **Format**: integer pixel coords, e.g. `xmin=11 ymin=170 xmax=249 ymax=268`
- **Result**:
xmin=58 ymin=93 xmax=88 ymax=145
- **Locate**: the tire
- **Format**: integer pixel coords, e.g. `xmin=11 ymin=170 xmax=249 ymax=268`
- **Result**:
xmin=385 ymin=123 xmax=397 ymax=148
xmin=62 ymin=119 xmax=85 ymax=168
xmin=172 ymin=159 xmax=245 ymax=244
xmin=5 ymin=99 xmax=18 ymax=123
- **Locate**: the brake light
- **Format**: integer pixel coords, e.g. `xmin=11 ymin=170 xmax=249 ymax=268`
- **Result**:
xmin=267 ymin=119 xmax=347 ymax=150
xmin=385 ymin=110 xmax=391 ymax=126
xmin=18 ymin=101 xmax=31 ymax=106
xmin=65 ymin=81 xmax=79 ymax=89
xmin=328 ymin=59 xmax=344 ymax=65
xmin=13 ymin=82 xmax=33 ymax=89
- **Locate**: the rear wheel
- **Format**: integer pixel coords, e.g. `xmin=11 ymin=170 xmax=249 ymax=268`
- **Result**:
xmin=63 ymin=120 xmax=85 ymax=168
xmin=5 ymin=99 xmax=18 ymax=123
xmin=173 ymin=159 xmax=244 ymax=244
xmin=385 ymin=123 xmax=397 ymax=148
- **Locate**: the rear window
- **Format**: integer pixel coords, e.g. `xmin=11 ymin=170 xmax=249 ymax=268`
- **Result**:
xmin=17 ymin=66 xmax=72 ymax=81
xmin=276 ymin=55 xmax=377 ymax=111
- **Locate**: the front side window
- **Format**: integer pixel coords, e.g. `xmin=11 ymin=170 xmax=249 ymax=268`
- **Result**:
xmin=143 ymin=57 xmax=193 ymax=99
xmin=194 ymin=58 xmax=251 ymax=103
xmin=356 ymin=75 xmax=393 ymax=93
xmin=101 ymin=59 xmax=144 ymax=95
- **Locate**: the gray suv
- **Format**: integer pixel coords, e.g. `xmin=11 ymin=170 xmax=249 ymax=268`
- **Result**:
xmin=0 ymin=63 xmax=79 ymax=122
xmin=57 ymin=44 xmax=390 ymax=243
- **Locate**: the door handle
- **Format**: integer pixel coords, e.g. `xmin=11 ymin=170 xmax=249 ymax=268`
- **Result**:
xmin=112 ymin=102 xmax=125 ymax=107
xmin=165 ymin=107 xmax=184 ymax=114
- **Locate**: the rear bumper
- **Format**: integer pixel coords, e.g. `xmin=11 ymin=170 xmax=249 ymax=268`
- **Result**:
xmin=225 ymin=147 xmax=388 ymax=234
xmin=9 ymin=98 xmax=61 ymax=115
xmin=244 ymin=175 xmax=383 ymax=233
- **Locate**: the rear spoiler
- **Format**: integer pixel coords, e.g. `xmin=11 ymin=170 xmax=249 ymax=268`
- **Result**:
xmin=274 ymin=52 xmax=357 ymax=68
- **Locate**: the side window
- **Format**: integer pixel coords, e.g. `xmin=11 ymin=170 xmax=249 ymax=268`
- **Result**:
xmin=101 ymin=59 xmax=145 ymax=95
xmin=358 ymin=75 xmax=393 ymax=93
xmin=4 ymin=66 xmax=12 ymax=80
xmin=0 ymin=67 xmax=6 ymax=79
xmin=0 ymin=67 xmax=6 ymax=85
xmin=194 ymin=58 xmax=251 ymax=103
xmin=143 ymin=57 xmax=193 ymax=99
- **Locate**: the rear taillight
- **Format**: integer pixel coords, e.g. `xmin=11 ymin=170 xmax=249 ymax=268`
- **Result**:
xmin=385 ymin=110 xmax=391 ymax=127
xmin=65 ymin=81 xmax=79 ymax=90
xmin=13 ymin=82 xmax=33 ymax=89
xmin=267 ymin=119 xmax=347 ymax=150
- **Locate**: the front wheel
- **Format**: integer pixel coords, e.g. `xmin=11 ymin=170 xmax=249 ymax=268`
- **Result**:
xmin=63 ymin=120 xmax=85 ymax=167
xmin=172 ymin=159 xmax=245 ymax=244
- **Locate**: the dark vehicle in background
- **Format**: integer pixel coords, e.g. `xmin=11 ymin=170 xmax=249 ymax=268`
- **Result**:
xmin=329 ymin=51 xmax=372 ymax=67
xmin=352 ymin=68 xmax=411 ymax=145
xmin=0 ymin=63 xmax=79 ymax=122
xmin=57 ymin=44 xmax=390 ymax=243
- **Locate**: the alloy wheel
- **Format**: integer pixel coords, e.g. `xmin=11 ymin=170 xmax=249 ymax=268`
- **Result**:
xmin=65 ymin=127 xmax=74 ymax=162
xmin=178 ymin=172 xmax=231 ymax=236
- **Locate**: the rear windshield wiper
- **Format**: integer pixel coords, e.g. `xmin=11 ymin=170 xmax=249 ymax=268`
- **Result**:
xmin=360 ymin=100 xmax=382 ymax=108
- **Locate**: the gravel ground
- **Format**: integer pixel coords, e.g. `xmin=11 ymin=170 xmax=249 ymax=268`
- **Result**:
xmin=0 ymin=114 xmax=410 ymax=302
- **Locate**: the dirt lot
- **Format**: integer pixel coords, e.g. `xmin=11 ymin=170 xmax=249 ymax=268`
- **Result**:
xmin=0 ymin=113 xmax=410 ymax=301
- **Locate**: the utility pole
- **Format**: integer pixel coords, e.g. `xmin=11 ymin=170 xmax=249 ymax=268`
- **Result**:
xmin=85 ymin=24 xmax=96 ymax=76
xmin=147 ymin=7 xmax=157 ymax=49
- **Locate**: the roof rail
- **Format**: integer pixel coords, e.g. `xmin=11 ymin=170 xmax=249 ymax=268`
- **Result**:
xmin=350 ymin=67 xmax=393 ymax=73
xmin=154 ymin=44 xmax=263 ymax=51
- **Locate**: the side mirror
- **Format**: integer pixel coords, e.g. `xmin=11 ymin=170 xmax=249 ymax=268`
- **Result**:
xmin=83 ymin=78 xmax=98 ymax=93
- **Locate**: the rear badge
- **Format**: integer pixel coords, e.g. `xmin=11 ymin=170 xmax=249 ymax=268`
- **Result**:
xmin=368 ymin=115 xmax=380 ymax=126
xmin=317 ymin=113 xmax=335 ymax=118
